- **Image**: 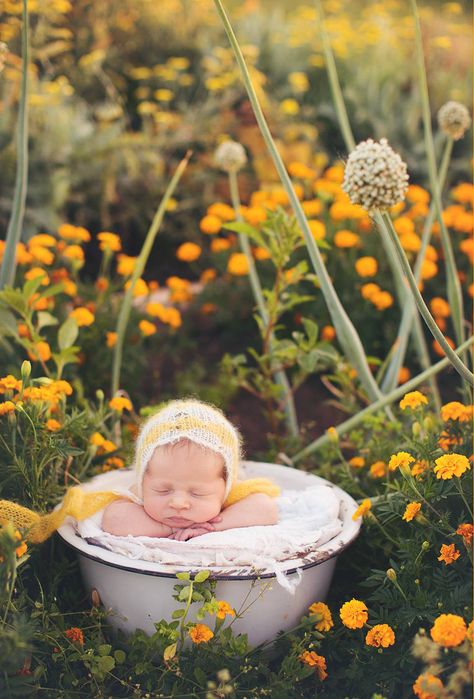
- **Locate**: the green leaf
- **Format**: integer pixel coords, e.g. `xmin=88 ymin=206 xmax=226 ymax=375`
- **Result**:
xmin=114 ymin=649 xmax=126 ymax=664
xmin=98 ymin=644 xmax=112 ymax=656
xmin=175 ymin=571 xmax=190 ymax=580
xmin=36 ymin=311 xmax=59 ymax=331
xmin=194 ymin=667 xmax=208 ymax=685
xmin=0 ymin=287 xmax=28 ymax=316
xmin=163 ymin=642 xmax=177 ymax=661
xmin=97 ymin=655 xmax=115 ymax=673
xmin=302 ymin=317 xmax=319 ymax=345
xmin=194 ymin=570 xmax=210 ymax=583
xmin=24 ymin=276 xmax=45 ymax=301
xmin=224 ymin=221 xmax=266 ymax=247
xmin=171 ymin=609 xmax=185 ymax=619
xmin=58 ymin=317 xmax=78 ymax=350
xmin=0 ymin=309 xmax=18 ymax=335
xmin=178 ymin=585 xmax=192 ymax=601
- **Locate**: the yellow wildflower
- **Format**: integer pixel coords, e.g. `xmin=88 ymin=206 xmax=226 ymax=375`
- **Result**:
xmin=116 ymin=254 xmax=137 ymax=276
xmin=339 ymin=599 xmax=368 ymax=629
xmin=125 ymin=278 xmax=148 ymax=298
xmin=62 ymin=245 xmax=85 ymax=262
xmin=352 ymin=499 xmax=371 ymax=521
xmin=207 ymin=203 xmax=235 ymax=221
xmin=58 ymin=224 xmax=91 ymax=242
xmin=433 ymin=453 xmax=470 ymax=479
xmin=28 ymin=234 xmax=56 ymax=248
xmin=28 ymin=341 xmax=52 ymax=362
xmin=399 ymin=391 xmax=428 ymax=410
xmin=388 ymin=451 xmax=415 ymax=471
xmin=109 ymin=396 xmax=132 ymax=413
xmin=308 ymin=219 xmax=325 ymax=240
xmin=360 ymin=283 xmax=381 ymax=301
xmin=365 ymin=623 xmax=395 ymax=648
xmin=308 ymin=602 xmax=333 ymax=632
xmin=430 ymin=613 xmax=467 ymax=647
xmin=402 ymin=502 xmax=421 ymax=522
xmin=216 ymin=600 xmax=235 ymax=619
xmin=369 ymin=461 xmax=386 ymax=478
xmin=210 ymin=237 xmax=232 ymax=252
xmin=24 ymin=267 xmax=50 ymax=285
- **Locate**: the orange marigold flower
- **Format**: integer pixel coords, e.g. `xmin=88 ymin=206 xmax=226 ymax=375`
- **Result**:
xmin=176 ymin=242 xmax=201 ymax=262
xmin=90 ymin=432 xmax=105 ymax=446
xmin=62 ymin=245 xmax=85 ymax=262
xmin=216 ymin=600 xmax=235 ymax=620
xmin=95 ymin=277 xmax=109 ymax=292
xmin=207 ymin=202 xmax=235 ymax=221
xmin=438 ymin=543 xmax=461 ymax=565
xmin=430 ymin=613 xmax=467 ymax=647
xmin=124 ymin=278 xmax=149 ymax=298
xmin=28 ymin=341 xmax=52 ymax=362
xmin=393 ymin=216 xmax=414 ymax=235
xmin=411 ymin=460 xmax=428 ymax=478
xmin=349 ymin=456 xmax=365 ymax=469
xmin=413 ymin=673 xmax=444 ymax=699
xmin=308 ymin=219 xmax=325 ymax=240
xmin=321 ymin=325 xmax=336 ymax=342
xmin=355 ymin=256 xmax=378 ymax=277
xmin=97 ymin=231 xmax=121 ymax=252
xmin=430 ymin=297 xmax=450 ymax=318
xmin=0 ymin=375 xmax=21 ymax=392
xmin=333 ymin=230 xmax=360 ymax=248
xmin=243 ymin=206 xmax=267 ymax=226
xmin=227 ymin=252 xmax=249 ymax=276
xmin=308 ymin=602 xmax=334 ymax=632
xmin=116 ymin=254 xmax=137 ymax=276
xmin=65 ymin=627 xmax=84 ymax=646
xmin=371 ymin=290 xmax=393 ymax=310
xmin=28 ymin=233 xmax=56 ymax=248
xmin=58 ymin=224 xmax=90 ymax=242
xmin=0 ymin=401 xmax=16 ymax=416
xmin=365 ymin=623 xmax=395 ymax=648
xmin=352 ymin=498 xmax=371 ymax=521
xmin=253 ymin=246 xmax=271 ymax=261
xmin=440 ymin=401 xmax=467 ymax=421
xmin=388 ymin=451 xmax=415 ymax=471
xmin=420 ymin=259 xmax=438 ymax=280
xmin=407 ymin=184 xmax=430 ymax=204
xmin=46 ymin=419 xmax=61 ymax=432
xmin=369 ymin=460 xmax=386 ymax=478
xmin=399 ymin=390 xmax=428 ymax=410
xmin=109 ymin=396 xmax=132 ymax=413
xmin=188 ymin=623 xmax=214 ymax=644
xmin=70 ymin=307 xmax=95 ymax=327
xmin=398 ymin=367 xmax=411 ymax=384
xmin=106 ymin=332 xmax=117 ymax=348
xmin=29 ymin=245 xmax=54 ymax=266
xmin=288 ymin=161 xmax=315 ymax=179
xmin=433 ymin=453 xmax=470 ymax=479
xmin=339 ymin=599 xmax=368 ymax=629
xmin=210 ymin=237 xmax=232 ymax=252
xmin=200 ymin=214 xmax=222 ymax=235
xmin=360 ymin=282 xmax=381 ymax=301
xmin=15 ymin=539 xmax=28 ymax=558
xmin=138 ymin=319 xmax=156 ymax=337
xmin=24 ymin=267 xmax=50 ymax=285
xmin=298 ymin=651 xmax=328 ymax=680
xmin=200 ymin=268 xmax=217 ymax=283
xmin=402 ymin=502 xmax=421 ymax=522
xmin=302 ymin=199 xmax=322 ymax=217
xmin=456 ymin=523 xmax=474 ymax=546
xmin=432 ymin=337 xmax=455 ymax=357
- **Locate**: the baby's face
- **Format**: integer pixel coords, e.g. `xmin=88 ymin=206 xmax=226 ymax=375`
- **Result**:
xmin=142 ymin=441 xmax=226 ymax=527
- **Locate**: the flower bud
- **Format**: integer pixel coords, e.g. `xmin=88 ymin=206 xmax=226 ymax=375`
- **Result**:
xmin=411 ymin=421 xmax=421 ymax=437
xmin=326 ymin=426 xmax=339 ymax=444
xmin=421 ymin=541 xmax=430 ymax=551
xmin=21 ymin=360 xmax=31 ymax=384
xmin=217 ymin=669 xmax=231 ymax=683
xmin=95 ymin=389 xmax=104 ymax=403
xmin=386 ymin=568 xmax=397 ymax=582
xmin=423 ymin=416 xmax=433 ymax=431
xmin=437 ymin=101 xmax=471 ymax=141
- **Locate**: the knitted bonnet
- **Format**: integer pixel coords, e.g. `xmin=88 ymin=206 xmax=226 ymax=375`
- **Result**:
xmin=134 ymin=399 xmax=242 ymax=500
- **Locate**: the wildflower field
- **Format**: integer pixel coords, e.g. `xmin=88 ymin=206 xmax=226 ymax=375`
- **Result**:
xmin=0 ymin=0 xmax=472 ymax=697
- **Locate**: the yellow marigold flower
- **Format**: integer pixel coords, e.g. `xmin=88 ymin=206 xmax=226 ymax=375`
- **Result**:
xmin=216 ymin=600 xmax=235 ymax=619
xmin=116 ymin=254 xmax=137 ymax=276
xmin=298 ymin=651 xmax=327 ymax=680
xmin=393 ymin=216 xmax=414 ymax=235
xmin=420 ymin=259 xmax=437 ymax=280
xmin=62 ymin=279 xmax=77 ymax=296
xmin=388 ymin=451 xmax=415 ymax=471
xmin=438 ymin=543 xmax=461 ymax=565
xmin=207 ymin=203 xmax=235 ymax=221
xmin=360 ymin=283 xmax=381 ymax=301
xmin=90 ymin=432 xmax=105 ymax=446
xmin=365 ymin=623 xmax=395 ymax=648
xmin=451 ymin=182 xmax=473 ymax=204
xmin=321 ymin=325 xmax=336 ymax=342
xmin=434 ymin=453 xmax=470 ymax=479
xmin=402 ymin=502 xmax=421 ymax=522
xmin=371 ymin=290 xmax=393 ymax=311
xmin=210 ymin=237 xmax=232 ymax=253
xmin=58 ymin=224 xmax=91 ymax=242
xmin=176 ymin=242 xmax=201 ymax=262
xmin=0 ymin=375 xmax=22 ymax=392
xmin=352 ymin=498 xmax=371 ymax=521
xmin=339 ymin=599 xmax=368 ymax=629
xmin=227 ymin=252 xmax=249 ymax=276
xmin=139 ymin=319 xmax=156 ymax=337
xmin=413 ymin=673 xmax=444 ymax=699
xmin=28 ymin=234 xmax=56 ymax=248
xmin=97 ymin=231 xmax=121 ymax=252
xmin=24 ymin=267 xmax=50 ymax=285
xmin=28 ymin=341 xmax=52 ymax=362
xmin=65 ymin=627 xmax=84 ymax=645
xmin=106 ymin=331 xmax=117 ymax=348
xmin=406 ymin=184 xmax=430 ymax=204
xmin=398 ymin=367 xmax=411 ymax=384
xmin=188 ymin=623 xmax=214 ymax=644
xmin=279 ymin=98 xmax=299 ymax=115
xmin=102 ymin=456 xmax=125 ymax=471
xmin=411 ymin=459 xmax=428 ymax=478
xmin=430 ymin=613 xmax=467 ymax=647
xmin=349 ymin=456 xmax=365 ymax=469
xmin=70 ymin=307 xmax=95 ymax=327
xmin=325 ymin=164 xmax=344 ymax=183
xmin=440 ymin=401 xmax=467 ymax=421
xmin=288 ymin=161 xmax=315 ymax=179
xmin=302 ymin=199 xmax=322 ymax=217
xmin=456 ymin=523 xmax=473 ymax=546
xmin=125 ymin=278 xmax=149 ymax=298
xmin=63 ymin=244 xmax=85 ymax=262
xmin=109 ymin=396 xmax=132 ymax=413
xmin=243 ymin=206 xmax=267 ymax=226
xmin=369 ymin=461 xmax=387 ymax=478
xmin=308 ymin=219 xmax=325 ymax=240
xmin=355 ymin=256 xmax=378 ymax=277
xmin=0 ymin=401 xmax=15 ymax=416
xmin=44 ymin=419 xmax=61 ymax=433
xmin=334 ymin=230 xmax=360 ymax=248
xmin=400 ymin=232 xmax=421 ymax=252
xmin=16 ymin=243 xmax=33 ymax=265
xmin=308 ymin=602 xmax=333 ymax=632
xmin=29 ymin=245 xmax=54 ymax=266
xmin=200 ymin=214 xmax=222 ymax=235
xmin=162 ymin=307 xmax=182 ymax=329
xmin=399 ymin=390 xmax=428 ymax=410
xmin=329 ymin=200 xmax=366 ymax=221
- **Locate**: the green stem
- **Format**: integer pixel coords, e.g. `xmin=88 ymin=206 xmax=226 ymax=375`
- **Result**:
xmin=380 ymin=212 xmax=473 ymax=385
xmin=454 ymin=479 xmax=473 ymax=520
xmin=111 ymin=152 xmax=190 ymax=398
xmin=213 ymin=0 xmax=385 ymax=406
xmin=228 ymin=169 xmax=298 ymax=437
xmin=292 ymin=335 xmax=473 ymax=462
xmin=0 ymin=0 xmax=29 ymax=289
xmin=410 ymin=0 xmax=464 ymax=348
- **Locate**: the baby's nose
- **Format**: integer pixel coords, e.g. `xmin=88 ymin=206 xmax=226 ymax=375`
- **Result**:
xmin=169 ymin=493 xmax=190 ymax=510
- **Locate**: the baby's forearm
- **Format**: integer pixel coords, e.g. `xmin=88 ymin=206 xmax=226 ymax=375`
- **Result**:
xmin=213 ymin=493 xmax=279 ymax=532
xmin=102 ymin=500 xmax=172 ymax=538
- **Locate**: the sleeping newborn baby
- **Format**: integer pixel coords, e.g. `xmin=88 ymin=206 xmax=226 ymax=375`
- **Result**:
xmin=102 ymin=399 xmax=280 ymax=541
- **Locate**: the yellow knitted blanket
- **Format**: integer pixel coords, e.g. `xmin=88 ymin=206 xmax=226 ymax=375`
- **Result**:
xmin=0 ymin=478 xmax=280 ymax=543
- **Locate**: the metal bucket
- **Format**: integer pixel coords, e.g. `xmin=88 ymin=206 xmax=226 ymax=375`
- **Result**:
xmin=58 ymin=461 xmax=361 ymax=646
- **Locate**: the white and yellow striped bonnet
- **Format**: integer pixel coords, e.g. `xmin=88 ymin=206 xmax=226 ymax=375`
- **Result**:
xmin=134 ymin=399 xmax=242 ymax=500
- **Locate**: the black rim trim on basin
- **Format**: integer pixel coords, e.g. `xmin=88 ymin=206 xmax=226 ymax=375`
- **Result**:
xmin=57 ymin=529 xmax=360 ymax=582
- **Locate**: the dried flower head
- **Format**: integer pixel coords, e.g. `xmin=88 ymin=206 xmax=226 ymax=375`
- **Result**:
xmin=411 ymin=632 xmax=441 ymax=664
xmin=214 ymin=140 xmax=247 ymax=173
xmin=437 ymin=101 xmax=471 ymax=141
xmin=342 ymin=138 xmax=409 ymax=213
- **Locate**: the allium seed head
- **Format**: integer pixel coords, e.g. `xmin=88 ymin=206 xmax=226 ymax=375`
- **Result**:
xmin=342 ymin=138 xmax=409 ymax=213
xmin=437 ymin=101 xmax=471 ymax=141
xmin=214 ymin=140 xmax=247 ymax=173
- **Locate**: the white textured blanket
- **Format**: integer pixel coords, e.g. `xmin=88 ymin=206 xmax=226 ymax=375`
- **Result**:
xmin=75 ymin=470 xmax=343 ymax=592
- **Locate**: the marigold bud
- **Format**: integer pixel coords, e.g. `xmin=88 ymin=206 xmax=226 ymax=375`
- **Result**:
xmin=422 ymin=541 xmax=430 ymax=551
xmin=412 ymin=421 xmax=421 ymax=437
xmin=386 ymin=568 xmax=397 ymax=582
xmin=21 ymin=360 xmax=31 ymax=383
xmin=437 ymin=101 xmax=472 ymax=141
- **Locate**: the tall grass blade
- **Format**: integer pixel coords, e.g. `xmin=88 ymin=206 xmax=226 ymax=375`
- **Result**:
xmin=111 ymin=152 xmax=191 ymax=397
xmin=0 ymin=0 xmax=29 ymax=290
xmin=213 ymin=0 xmax=384 ymax=405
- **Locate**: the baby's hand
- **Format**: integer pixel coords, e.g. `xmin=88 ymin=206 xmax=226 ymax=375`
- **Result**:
xmin=168 ymin=516 xmax=222 ymax=542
